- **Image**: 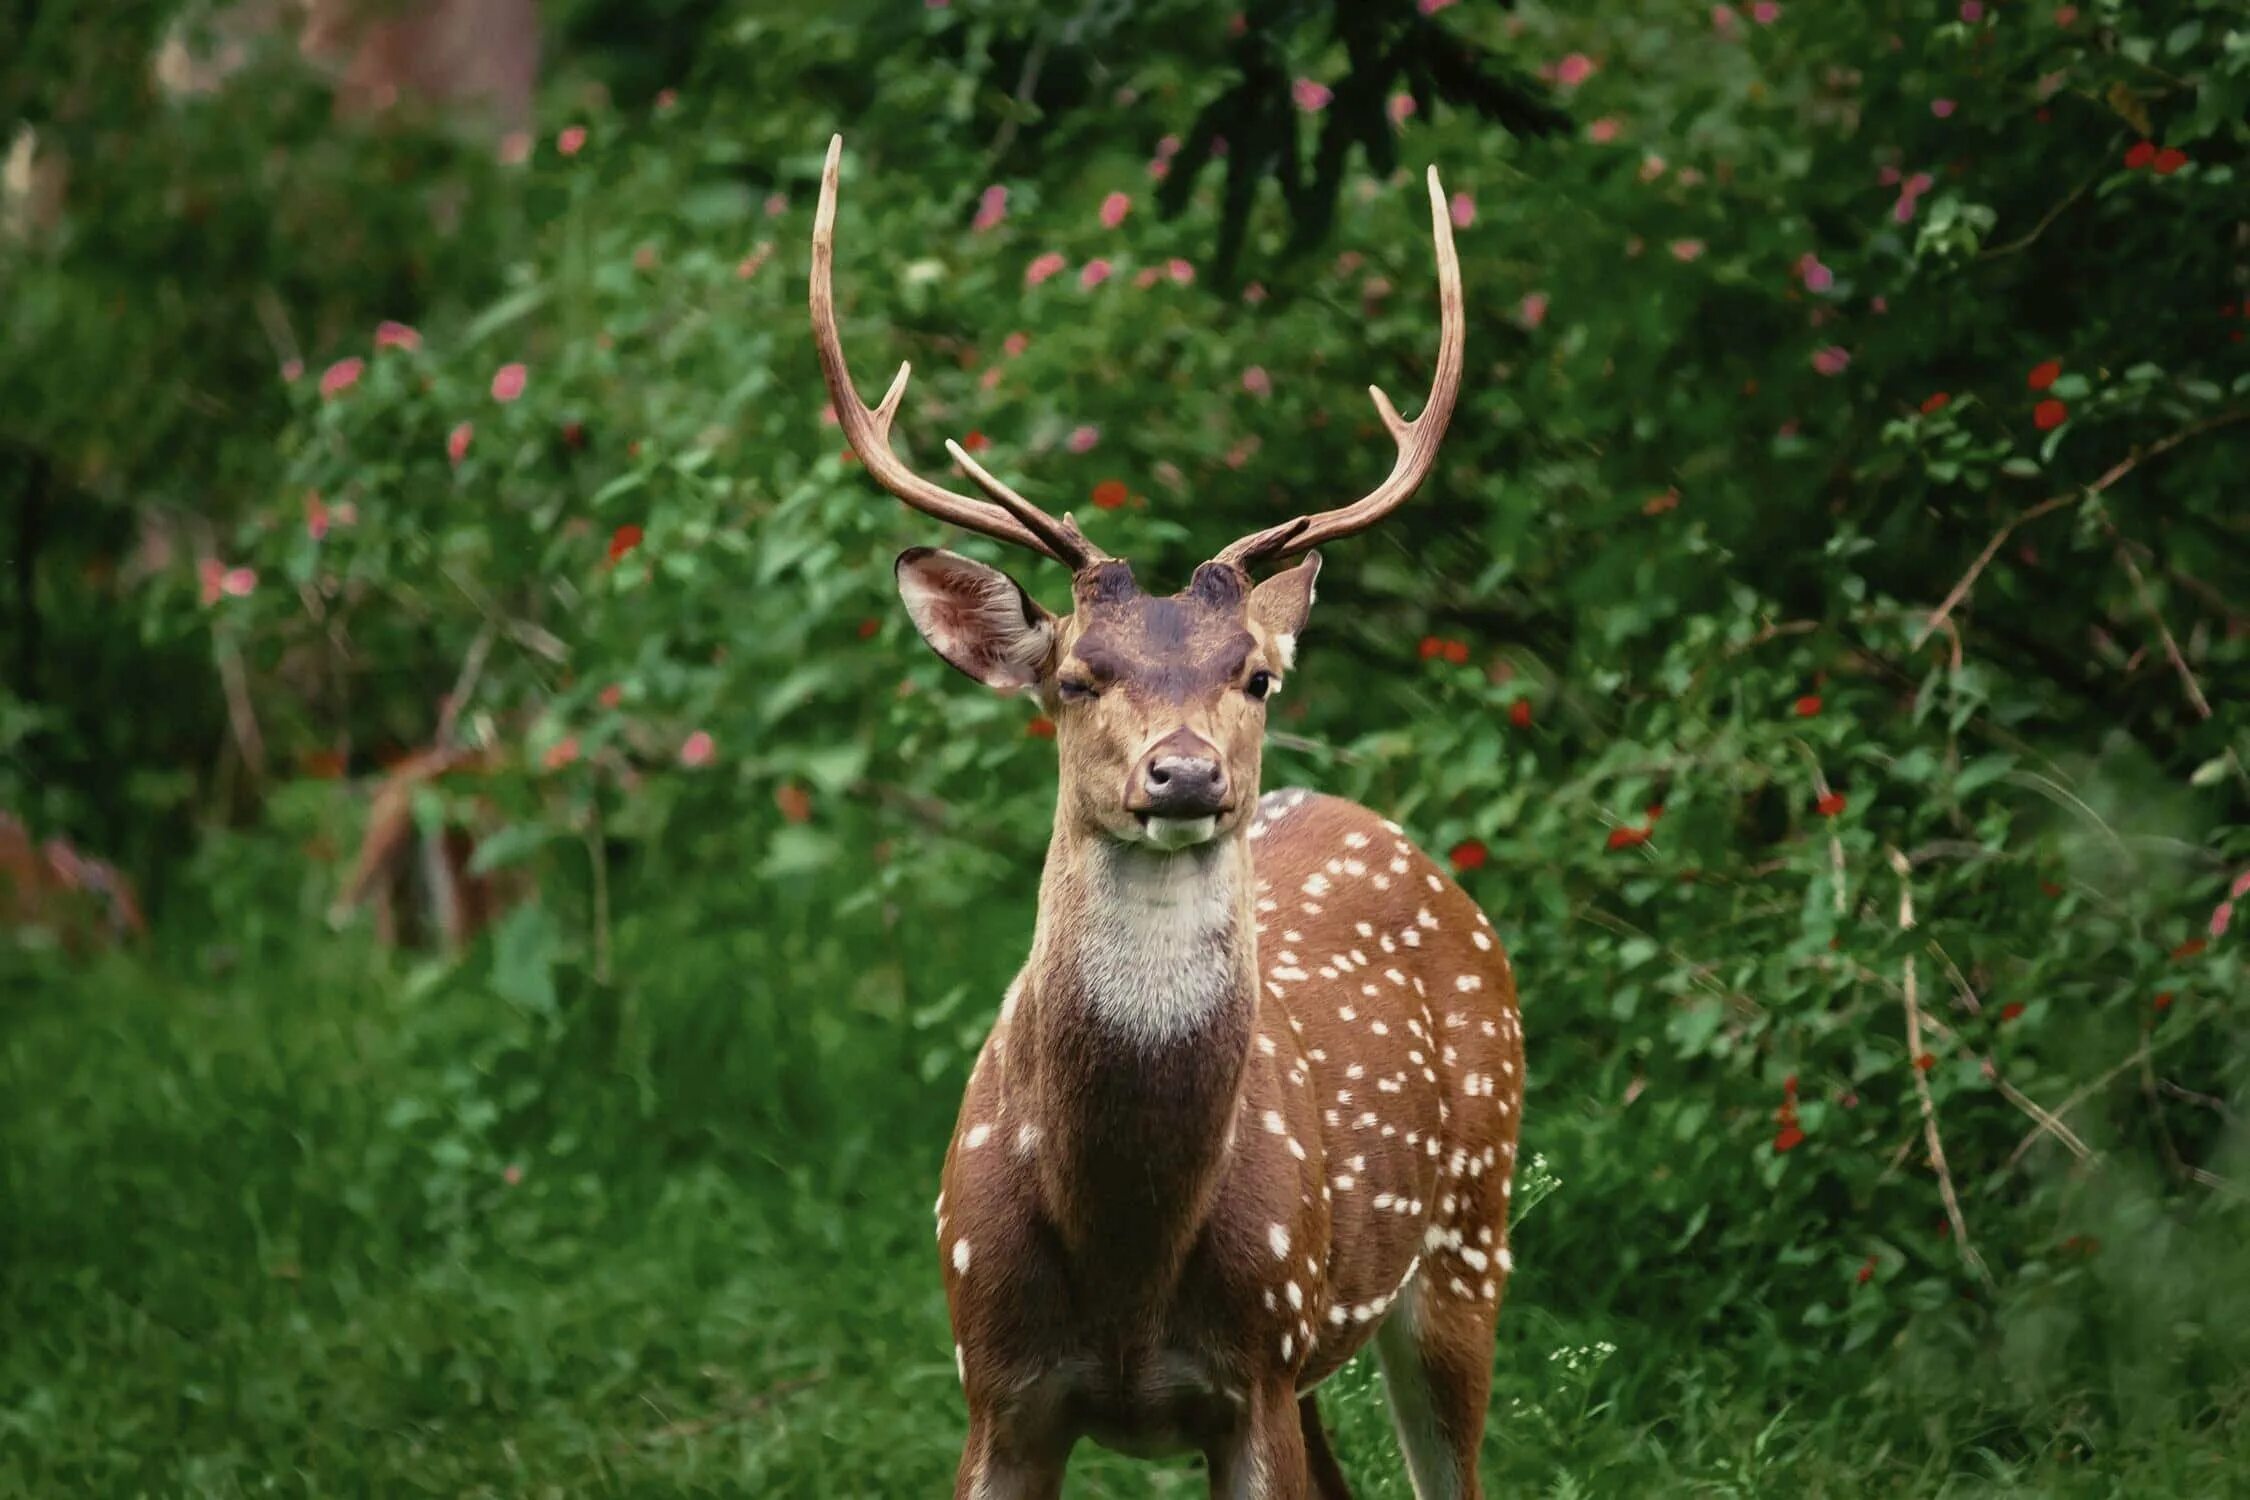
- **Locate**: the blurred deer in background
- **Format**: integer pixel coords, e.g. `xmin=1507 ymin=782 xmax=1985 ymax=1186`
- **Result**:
xmin=813 ymin=137 xmax=1524 ymax=1498
xmin=0 ymin=813 xmax=147 ymax=955
xmin=329 ymin=743 xmax=523 ymax=950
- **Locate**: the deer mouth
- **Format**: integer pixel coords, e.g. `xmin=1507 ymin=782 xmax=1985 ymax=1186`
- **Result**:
xmin=1133 ymin=811 xmax=1227 ymax=851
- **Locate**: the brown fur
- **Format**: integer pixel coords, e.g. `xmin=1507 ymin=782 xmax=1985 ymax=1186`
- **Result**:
xmin=900 ymin=551 xmax=1525 ymax=1497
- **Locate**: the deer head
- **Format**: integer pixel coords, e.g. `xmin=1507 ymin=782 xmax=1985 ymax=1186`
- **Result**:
xmin=810 ymin=135 xmax=1463 ymax=854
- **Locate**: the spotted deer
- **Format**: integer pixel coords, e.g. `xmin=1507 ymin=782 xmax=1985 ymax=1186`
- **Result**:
xmin=812 ymin=137 xmax=1523 ymax=1498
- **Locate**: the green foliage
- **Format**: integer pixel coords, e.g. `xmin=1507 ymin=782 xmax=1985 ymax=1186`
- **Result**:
xmin=6 ymin=0 xmax=2250 ymax=1489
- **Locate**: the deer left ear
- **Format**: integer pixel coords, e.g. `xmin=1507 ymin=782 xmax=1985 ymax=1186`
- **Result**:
xmin=1249 ymin=552 xmax=1320 ymax=671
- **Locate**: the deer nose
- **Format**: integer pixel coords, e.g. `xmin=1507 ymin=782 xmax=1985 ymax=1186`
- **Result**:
xmin=1129 ymin=731 xmax=1229 ymax=820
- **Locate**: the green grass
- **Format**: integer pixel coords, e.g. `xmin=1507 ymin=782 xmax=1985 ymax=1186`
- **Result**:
xmin=4 ymin=944 xmax=2243 ymax=1497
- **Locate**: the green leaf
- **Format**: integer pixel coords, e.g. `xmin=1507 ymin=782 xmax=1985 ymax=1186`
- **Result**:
xmin=490 ymin=903 xmax=559 ymax=1015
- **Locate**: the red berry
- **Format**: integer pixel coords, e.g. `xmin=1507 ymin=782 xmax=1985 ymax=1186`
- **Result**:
xmin=1090 ymin=479 xmax=1129 ymax=510
xmin=1793 ymin=694 xmax=1822 ymax=718
xmin=2033 ymin=398 xmax=2068 ymax=431
xmin=1449 ymin=839 xmax=1489 ymax=873
xmin=2000 ymin=1002 xmax=2025 ymax=1022
xmin=1508 ymin=700 xmax=1533 ymax=729
xmin=1605 ymin=825 xmax=1649 ymax=851
xmin=1919 ymin=392 xmax=1951 ymax=415
xmin=2152 ymin=147 xmax=2188 ymax=176
xmin=1027 ymin=716 xmax=1056 ymax=740
xmin=2124 ymin=140 xmax=2157 ymax=170
xmin=1816 ymin=792 xmax=1847 ymax=817
xmin=2026 ymin=359 xmax=2062 ymax=391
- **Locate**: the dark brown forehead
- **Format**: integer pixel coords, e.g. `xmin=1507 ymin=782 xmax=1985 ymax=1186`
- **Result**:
xmin=1069 ymin=560 xmax=1255 ymax=701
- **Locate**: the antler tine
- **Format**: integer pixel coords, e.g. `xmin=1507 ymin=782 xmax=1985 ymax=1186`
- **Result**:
xmin=1215 ymin=165 xmax=1466 ymax=569
xmin=944 ymin=440 xmax=1107 ymax=564
xmin=811 ymin=135 xmax=1096 ymax=568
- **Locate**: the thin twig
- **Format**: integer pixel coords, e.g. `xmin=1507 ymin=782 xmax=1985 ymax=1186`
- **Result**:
xmin=587 ymin=798 xmax=613 ymax=986
xmin=2004 ymin=1043 xmax=2149 ymax=1172
xmin=1916 ymin=408 xmax=2250 ymax=648
xmin=1887 ymin=847 xmax=1995 ymax=1291
xmin=1917 ymin=1012 xmax=2090 ymax=1163
xmin=435 ymin=624 xmax=496 ymax=747
xmin=1977 ymin=178 xmax=2091 ymax=260
xmin=1268 ymin=730 xmax=1362 ymax=764
xmin=2109 ymin=540 xmax=2211 ymax=720
xmin=213 ymin=636 xmax=269 ymax=785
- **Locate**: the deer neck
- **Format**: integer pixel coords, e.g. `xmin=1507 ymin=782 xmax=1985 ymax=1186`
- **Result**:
xmin=1010 ymin=819 xmax=1258 ymax=1279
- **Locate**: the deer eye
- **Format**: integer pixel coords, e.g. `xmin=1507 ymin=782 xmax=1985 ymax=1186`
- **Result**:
xmin=1245 ymin=670 xmax=1276 ymax=701
xmin=1057 ymin=676 xmax=1101 ymax=703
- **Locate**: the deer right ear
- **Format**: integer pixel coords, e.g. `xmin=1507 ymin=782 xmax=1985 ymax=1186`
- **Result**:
xmin=895 ymin=548 xmax=1058 ymax=693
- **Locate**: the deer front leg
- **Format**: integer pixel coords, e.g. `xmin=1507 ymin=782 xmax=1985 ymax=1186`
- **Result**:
xmin=955 ymin=1414 xmax=1067 ymax=1500
xmin=1207 ymin=1382 xmax=1310 ymax=1499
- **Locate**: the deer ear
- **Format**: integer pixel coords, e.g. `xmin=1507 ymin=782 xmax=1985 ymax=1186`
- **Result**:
xmin=896 ymin=548 xmax=1058 ymax=693
xmin=1249 ymin=552 xmax=1320 ymax=671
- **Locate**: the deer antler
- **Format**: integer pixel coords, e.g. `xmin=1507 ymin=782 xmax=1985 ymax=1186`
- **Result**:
xmin=1215 ymin=166 xmax=1466 ymax=568
xmin=811 ymin=135 xmax=1104 ymax=569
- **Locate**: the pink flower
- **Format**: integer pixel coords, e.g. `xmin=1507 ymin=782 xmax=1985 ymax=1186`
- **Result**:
xmin=1588 ymin=117 xmax=1621 ymax=143
xmin=1554 ymin=53 xmax=1597 ymax=88
xmin=448 ymin=422 xmax=474 ymax=465
xmin=1026 ymin=252 xmax=1067 ymax=287
xmin=374 ymin=320 xmax=420 ymax=352
xmin=2213 ymin=902 xmax=2234 ymax=939
xmin=497 ymin=130 xmax=532 ymax=166
xmin=1166 ymin=257 xmax=1194 ymax=285
xmin=1960 ymin=0 xmax=1984 ymax=18
xmin=1905 ymin=173 xmax=1935 ymax=196
xmin=1389 ymin=93 xmax=1417 ymax=126
xmin=1812 ymin=345 xmax=1851 ymax=376
xmin=1518 ymin=292 xmax=1549 ymax=329
xmin=1638 ymin=154 xmax=1667 ymax=183
xmin=1449 ymin=191 xmax=1475 ymax=229
xmin=1878 ymin=165 xmax=1901 ymax=186
xmin=1080 ymin=258 xmax=1112 ymax=289
xmin=1293 ymin=79 xmax=1332 ymax=113
xmin=764 ymin=192 xmax=788 ymax=217
xmin=281 ymin=358 xmax=304 ymax=383
xmin=678 ymin=730 xmax=716 ymax=768
xmin=1065 ymin=425 xmax=1100 ymax=454
xmin=221 ymin=566 xmax=256 ymax=598
xmin=2054 ymin=5 xmax=2077 ymax=25
xmin=1133 ymin=267 xmax=1164 ymax=288
xmin=973 ymin=185 xmax=1008 ymax=232
xmin=1711 ymin=3 xmax=1739 ymax=29
xmin=1871 ymin=295 xmax=1888 ymax=313
xmin=1751 ymin=0 xmax=1780 ymax=20
xmin=557 ymin=125 xmax=587 ymax=156
xmin=197 ymin=560 xmax=223 ymax=606
xmin=2232 ymin=870 xmax=2250 ymax=901
xmin=655 ymin=89 xmax=678 ymax=111
xmin=503 ymin=1163 xmax=524 ymax=1185
xmin=1147 ymin=158 xmax=1170 ymax=182
xmin=1156 ymin=135 xmax=1181 ymax=161
xmin=490 ymin=362 xmax=527 ymax=403
xmin=1242 ymin=366 xmax=1272 ymax=397
xmin=320 ymin=357 xmax=364 ymax=398
xmin=306 ymin=492 xmax=329 ymax=540
xmin=1931 ymin=98 xmax=1956 ymax=119
xmin=1669 ymin=239 xmax=1705 ymax=262
xmin=1243 ymin=282 xmax=1267 ymax=305
xmin=1417 ymin=0 xmax=1456 ymax=12
xmin=1100 ymin=192 xmax=1131 ymax=229
xmin=1797 ymin=253 xmax=1834 ymax=292
xmin=1003 ymin=331 xmax=1029 ymax=357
